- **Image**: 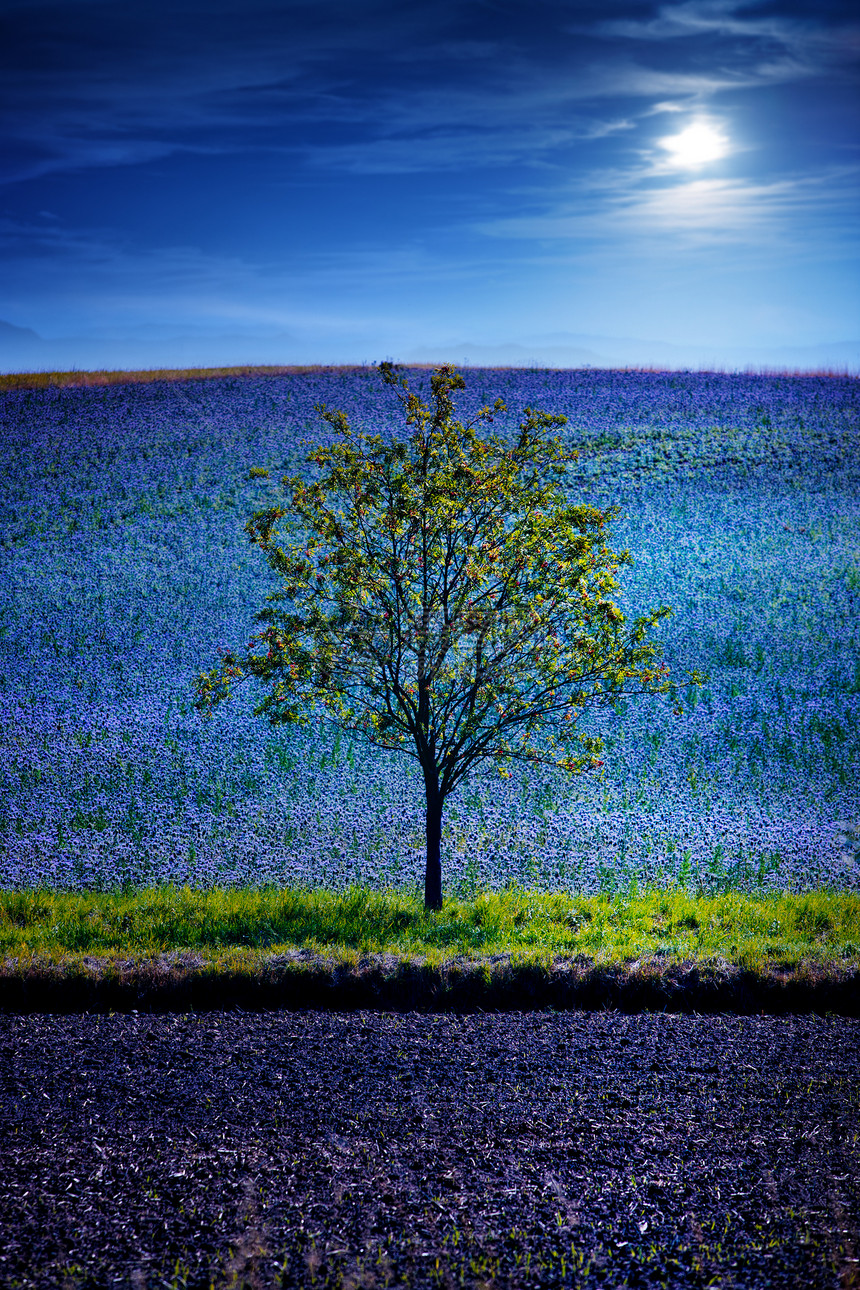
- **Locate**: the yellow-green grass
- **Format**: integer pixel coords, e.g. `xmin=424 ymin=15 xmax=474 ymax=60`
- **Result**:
xmin=0 ymin=364 xmax=372 ymax=390
xmin=1 ymin=884 xmax=857 ymax=974
xmin=1 ymin=363 xmax=852 ymax=391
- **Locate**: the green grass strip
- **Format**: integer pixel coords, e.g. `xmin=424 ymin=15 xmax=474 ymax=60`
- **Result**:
xmin=1 ymin=884 xmax=858 ymax=973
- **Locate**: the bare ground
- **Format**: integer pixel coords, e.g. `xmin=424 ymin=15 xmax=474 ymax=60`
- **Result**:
xmin=0 ymin=1010 xmax=858 ymax=1289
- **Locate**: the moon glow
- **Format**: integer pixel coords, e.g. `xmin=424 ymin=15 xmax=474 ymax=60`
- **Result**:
xmin=659 ymin=122 xmax=730 ymax=167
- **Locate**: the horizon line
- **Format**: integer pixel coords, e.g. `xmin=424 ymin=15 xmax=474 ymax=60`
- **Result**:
xmin=2 ymin=361 xmax=858 ymax=391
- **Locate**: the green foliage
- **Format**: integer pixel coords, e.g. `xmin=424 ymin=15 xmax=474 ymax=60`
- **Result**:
xmin=192 ymin=363 xmax=702 ymax=906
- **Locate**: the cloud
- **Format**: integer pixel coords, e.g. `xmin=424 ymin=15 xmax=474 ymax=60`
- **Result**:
xmin=0 ymin=211 xmax=486 ymax=342
xmin=588 ymin=0 xmax=860 ymax=98
xmin=473 ymin=165 xmax=860 ymax=251
xmin=0 ymin=0 xmax=449 ymax=183
xmin=3 ymin=0 xmax=855 ymax=187
xmin=300 ymin=122 xmax=635 ymax=177
xmin=591 ymin=0 xmax=859 ymax=60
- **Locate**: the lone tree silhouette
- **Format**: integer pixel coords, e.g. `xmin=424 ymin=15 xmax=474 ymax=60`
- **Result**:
xmin=194 ymin=363 xmax=698 ymax=909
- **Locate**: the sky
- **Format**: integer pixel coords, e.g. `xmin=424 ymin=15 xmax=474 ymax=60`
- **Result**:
xmin=1 ymin=0 xmax=858 ymax=373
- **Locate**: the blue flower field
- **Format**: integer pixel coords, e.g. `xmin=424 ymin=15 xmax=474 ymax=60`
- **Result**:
xmin=1 ymin=366 xmax=858 ymax=897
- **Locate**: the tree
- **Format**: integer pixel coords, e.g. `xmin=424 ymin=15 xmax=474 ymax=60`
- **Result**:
xmin=194 ymin=363 xmax=699 ymax=910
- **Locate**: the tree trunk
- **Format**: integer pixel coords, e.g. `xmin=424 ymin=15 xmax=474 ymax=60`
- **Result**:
xmin=424 ymin=775 xmax=443 ymax=911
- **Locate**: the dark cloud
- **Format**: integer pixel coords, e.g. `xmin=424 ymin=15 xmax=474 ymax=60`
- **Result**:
xmin=3 ymin=0 xmax=854 ymax=181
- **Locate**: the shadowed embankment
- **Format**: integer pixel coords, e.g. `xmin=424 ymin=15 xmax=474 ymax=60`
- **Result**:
xmin=2 ymin=950 xmax=857 ymax=1014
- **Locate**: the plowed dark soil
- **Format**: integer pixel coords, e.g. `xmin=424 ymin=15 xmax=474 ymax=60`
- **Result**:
xmin=1 ymin=1011 xmax=857 ymax=1289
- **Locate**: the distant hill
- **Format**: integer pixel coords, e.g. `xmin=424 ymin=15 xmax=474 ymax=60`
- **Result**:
xmin=405 ymin=333 xmax=860 ymax=374
xmin=0 ymin=319 xmax=856 ymax=377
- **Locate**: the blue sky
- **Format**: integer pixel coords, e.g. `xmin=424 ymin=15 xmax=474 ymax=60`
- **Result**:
xmin=1 ymin=0 xmax=858 ymax=372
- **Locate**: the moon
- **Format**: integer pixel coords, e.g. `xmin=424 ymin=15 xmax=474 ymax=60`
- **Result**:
xmin=659 ymin=122 xmax=729 ymax=167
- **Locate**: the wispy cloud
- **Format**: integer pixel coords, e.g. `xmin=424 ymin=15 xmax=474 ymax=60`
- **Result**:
xmin=591 ymin=0 xmax=860 ymax=68
xmin=474 ymin=165 xmax=860 ymax=251
xmin=0 ymin=0 xmax=445 ymax=183
xmin=300 ymin=119 xmax=636 ymax=177
xmin=0 ymin=211 xmax=492 ymax=339
xmin=4 ymin=0 xmax=855 ymax=186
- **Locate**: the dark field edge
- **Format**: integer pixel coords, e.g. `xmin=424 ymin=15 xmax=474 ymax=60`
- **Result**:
xmin=1 ymin=949 xmax=858 ymax=1015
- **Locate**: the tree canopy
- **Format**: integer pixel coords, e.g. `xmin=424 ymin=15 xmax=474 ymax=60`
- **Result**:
xmin=194 ymin=363 xmax=699 ymax=908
